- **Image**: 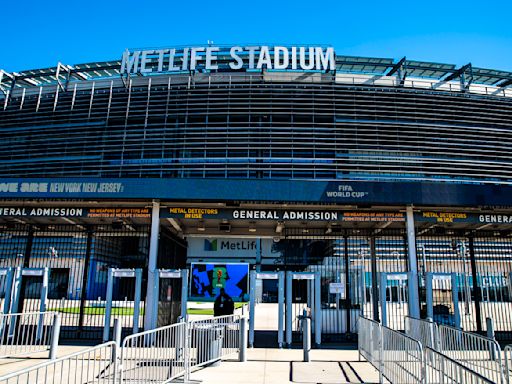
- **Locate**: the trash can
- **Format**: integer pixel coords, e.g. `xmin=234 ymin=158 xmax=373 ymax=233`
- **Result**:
xmin=193 ymin=324 xmax=224 ymax=366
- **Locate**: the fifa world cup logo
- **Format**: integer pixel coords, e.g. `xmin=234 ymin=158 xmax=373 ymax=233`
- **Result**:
xmin=217 ymin=269 xmax=223 ymax=284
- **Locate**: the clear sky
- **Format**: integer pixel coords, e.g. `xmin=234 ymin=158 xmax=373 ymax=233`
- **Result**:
xmin=1 ymin=0 xmax=512 ymax=73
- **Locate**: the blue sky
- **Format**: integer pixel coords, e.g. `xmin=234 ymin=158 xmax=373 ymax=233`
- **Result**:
xmin=1 ymin=0 xmax=511 ymax=72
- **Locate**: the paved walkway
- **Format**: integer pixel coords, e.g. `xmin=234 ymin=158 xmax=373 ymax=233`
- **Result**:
xmin=190 ymin=347 xmax=382 ymax=384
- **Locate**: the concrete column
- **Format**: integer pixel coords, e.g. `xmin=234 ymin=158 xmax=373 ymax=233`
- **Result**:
xmin=406 ymin=206 xmax=420 ymax=318
xmin=144 ymin=200 xmax=160 ymax=331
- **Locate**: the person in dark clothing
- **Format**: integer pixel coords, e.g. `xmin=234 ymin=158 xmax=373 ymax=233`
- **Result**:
xmin=213 ymin=288 xmax=234 ymax=316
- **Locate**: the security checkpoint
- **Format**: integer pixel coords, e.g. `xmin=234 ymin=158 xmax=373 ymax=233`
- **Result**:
xmin=286 ymin=271 xmax=321 ymax=347
xmin=379 ymin=272 xmax=412 ymax=329
xmin=248 ymin=270 xmax=285 ymax=348
xmin=425 ymin=272 xmax=461 ymax=329
xmin=150 ymin=268 xmax=188 ymax=329
xmin=103 ymin=268 xmax=143 ymax=342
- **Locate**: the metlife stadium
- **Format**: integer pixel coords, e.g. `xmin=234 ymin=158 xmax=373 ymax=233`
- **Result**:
xmin=1 ymin=44 xmax=512 ymax=344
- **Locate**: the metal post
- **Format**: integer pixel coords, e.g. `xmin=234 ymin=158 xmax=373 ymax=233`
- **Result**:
xmin=152 ymin=269 xmax=160 ymax=330
xmin=406 ymin=206 xmax=420 ymax=319
xmin=426 ymin=273 xmax=434 ymax=320
xmin=451 ymin=273 xmax=461 ymax=329
xmin=133 ymin=268 xmax=142 ymax=334
xmin=249 ymin=270 xmax=256 ymax=347
xmin=2 ymin=268 xmax=14 ymax=315
xmin=486 ymin=317 xmax=496 ymax=361
xmin=278 ymin=271 xmax=285 ymax=348
xmin=103 ymin=268 xmax=114 ymax=342
xmin=370 ymin=237 xmax=380 ymax=322
xmin=36 ymin=267 xmax=49 ymax=342
xmin=10 ymin=267 xmax=22 ymax=313
xmin=285 ymin=271 xmax=292 ymax=347
xmin=303 ymin=309 xmax=311 ymax=362
xmin=113 ymin=318 xmax=122 ymax=362
xmin=468 ymin=237 xmax=483 ymax=332
xmin=427 ymin=317 xmax=437 ymax=350
xmin=239 ymin=316 xmax=248 ymax=362
xmin=78 ymin=229 xmax=93 ymax=336
xmin=180 ymin=269 xmax=188 ymax=320
xmin=380 ymin=273 xmax=387 ymax=327
xmin=314 ymin=270 xmax=321 ymax=346
xmin=49 ymin=313 xmax=61 ymax=360
xmin=144 ymin=200 xmax=160 ymax=332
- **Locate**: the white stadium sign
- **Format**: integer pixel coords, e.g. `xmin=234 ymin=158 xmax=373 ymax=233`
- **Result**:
xmin=121 ymin=46 xmax=335 ymax=74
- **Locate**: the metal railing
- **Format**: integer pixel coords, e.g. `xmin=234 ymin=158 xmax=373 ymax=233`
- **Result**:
xmin=504 ymin=345 xmax=512 ymax=384
xmin=188 ymin=314 xmax=241 ymax=369
xmin=357 ymin=316 xmax=382 ymax=371
xmin=119 ymin=321 xmax=187 ymax=383
xmin=405 ymin=316 xmax=439 ymax=350
xmin=424 ymin=347 xmax=494 ymax=384
xmin=0 ymin=311 xmax=58 ymax=359
xmin=437 ymin=324 xmax=505 ymax=384
xmin=0 ymin=342 xmax=117 ymax=384
xmin=381 ymin=325 xmax=424 ymax=384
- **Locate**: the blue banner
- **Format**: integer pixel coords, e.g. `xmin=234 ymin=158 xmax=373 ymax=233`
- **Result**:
xmin=0 ymin=178 xmax=511 ymax=207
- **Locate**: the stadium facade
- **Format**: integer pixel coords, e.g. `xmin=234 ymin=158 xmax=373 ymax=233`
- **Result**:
xmin=1 ymin=45 xmax=512 ymax=343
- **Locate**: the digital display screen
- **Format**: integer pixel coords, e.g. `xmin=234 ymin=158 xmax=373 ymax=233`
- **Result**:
xmin=190 ymin=263 xmax=249 ymax=302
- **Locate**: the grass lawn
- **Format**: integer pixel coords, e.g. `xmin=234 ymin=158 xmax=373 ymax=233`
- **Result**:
xmin=187 ymin=302 xmax=246 ymax=316
xmin=49 ymin=306 xmax=144 ymax=315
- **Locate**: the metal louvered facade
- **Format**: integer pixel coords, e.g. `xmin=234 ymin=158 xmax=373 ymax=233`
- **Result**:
xmin=0 ymin=72 xmax=511 ymax=184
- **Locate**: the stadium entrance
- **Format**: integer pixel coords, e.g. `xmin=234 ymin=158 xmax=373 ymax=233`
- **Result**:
xmin=2 ymin=202 xmax=512 ymax=344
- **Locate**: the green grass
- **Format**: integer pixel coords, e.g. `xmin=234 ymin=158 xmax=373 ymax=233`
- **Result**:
xmin=49 ymin=306 xmax=144 ymax=316
xmin=187 ymin=302 xmax=246 ymax=316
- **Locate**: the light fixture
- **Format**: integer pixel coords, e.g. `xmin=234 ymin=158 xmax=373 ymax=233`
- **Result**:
xmin=248 ymin=222 xmax=256 ymax=233
xmin=275 ymin=221 xmax=285 ymax=234
xmin=197 ymin=221 xmax=206 ymax=231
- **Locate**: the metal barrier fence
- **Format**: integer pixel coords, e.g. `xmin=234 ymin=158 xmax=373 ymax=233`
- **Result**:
xmin=0 ymin=311 xmax=58 ymax=359
xmin=437 ymin=324 xmax=505 ymax=384
xmin=424 ymin=347 xmax=495 ymax=384
xmin=0 ymin=341 xmax=117 ymax=384
xmin=357 ymin=316 xmax=382 ymax=372
xmin=119 ymin=322 xmax=187 ymax=383
xmin=381 ymin=325 xmax=424 ymax=384
xmin=504 ymin=345 xmax=512 ymax=384
xmin=188 ymin=314 xmax=241 ymax=369
xmin=405 ymin=316 xmax=439 ymax=350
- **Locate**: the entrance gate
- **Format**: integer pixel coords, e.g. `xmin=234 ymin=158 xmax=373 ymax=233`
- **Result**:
xmin=249 ymin=271 xmax=285 ymax=348
xmin=425 ymin=272 xmax=461 ymax=329
xmin=10 ymin=267 xmax=49 ymax=341
xmin=152 ymin=269 xmax=188 ymax=328
xmin=285 ymin=271 xmax=321 ymax=346
xmin=103 ymin=268 xmax=143 ymax=342
xmin=379 ymin=272 xmax=411 ymax=330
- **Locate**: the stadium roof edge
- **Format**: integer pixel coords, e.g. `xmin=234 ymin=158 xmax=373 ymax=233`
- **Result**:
xmin=1 ymin=52 xmax=512 ymax=90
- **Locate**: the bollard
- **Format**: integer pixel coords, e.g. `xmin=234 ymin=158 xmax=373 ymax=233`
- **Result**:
xmin=426 ymin=317 xmax=437 ymax=349
xmin=49 ymin=313 xmax=61 ymax=360
xmin=486 ymin=317 xmax=497 ymax=361
xmin=300 ymin=308 xmax=311 ymax=362
xmin=239 ymin=317 xmax=248 ymax=362
xmin=303 ymin=315 xmax=311 ymax=362
xmin=113 ymin=318 xmax=122 ymax=362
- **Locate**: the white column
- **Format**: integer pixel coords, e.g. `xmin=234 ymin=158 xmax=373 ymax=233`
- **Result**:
xmin=144 ymin=200 xmax=160 ymax=331
xmin=406 ymin=205 xmax=420 ymax=318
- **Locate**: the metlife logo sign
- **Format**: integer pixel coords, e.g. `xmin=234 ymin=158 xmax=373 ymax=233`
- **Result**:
xmin=189 ymin=238 xmax=259 ymax=259
xmin=203 ymin=239 xmax=218 ymax=251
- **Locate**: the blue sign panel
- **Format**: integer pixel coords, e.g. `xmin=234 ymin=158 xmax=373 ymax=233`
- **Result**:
xmin=0 ymin=178 xmax=511 ymax=207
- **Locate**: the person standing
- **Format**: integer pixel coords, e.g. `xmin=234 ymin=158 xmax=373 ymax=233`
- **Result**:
xmin=214 ymin=288 xmax=234 ymax=316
